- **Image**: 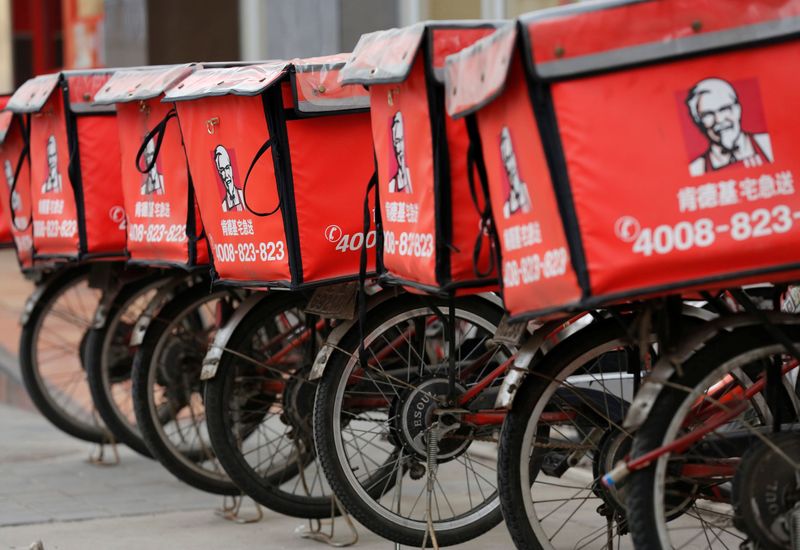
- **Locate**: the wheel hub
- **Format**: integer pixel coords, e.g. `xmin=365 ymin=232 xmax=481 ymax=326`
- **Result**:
xmin=281 ymin=366 xmax=316 ymax=445
xmin=593 ymin=429 xmax=631 ymax=518
xmin=734 ymin=432 xmax=800 ymax=550
xmin=392 ymin=377 xmax=474 ymax=461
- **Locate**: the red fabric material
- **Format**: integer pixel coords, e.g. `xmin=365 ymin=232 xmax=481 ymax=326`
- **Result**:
xmin=477 ymin=53 xmax=581 ymax=316
xmin=176 ymin=94 xmax=291 ymax=285
xmin=116 ymin=100 xmax=208 ymax=266
xmin=0 ymin=117 xmax=34 ymax=268
xmin=75 ymin=115 xmax=126 ymax=256
xmin=526 ymin=0 xmax=800 ymax=65
xmin=430 ymin=27 xmax=496 ymax=73
xmin=29 ymin=93 xmax=80 ymax=258
xmin=371 ymin=58 xmax=438 ymax=288
xmin=555 ymin=40 xmax=800 ymax=299
xmin=66 ymin=72 xmax=113 ymax=107
xmin=285 ymin=112 xmax=376 ymax=282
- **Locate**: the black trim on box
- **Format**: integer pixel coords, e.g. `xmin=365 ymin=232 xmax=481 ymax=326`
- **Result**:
xmin=61 ymin=78 xmax=88 ymax=258
xmin=80 ymin=251 xmax=128 ymax=261
xmin=125 ymin=258 xmax=208 ymax=271
xmin=378 ymin=272 xmax=497 ymax=298
xmin=33 ymin=253 xmax=79 ymax=261
xmin=211 ymin=270 xmax=377 ymax=292
xmin=172 ymin=101 xmax=204 ymax=268
xmin=262 ymin=82 xmax=304 ymax=287
xmin=519 ymin=0 xmax=800 ymax=81
xmin=288 ymin=70 xmax=370 ymax=119
xmin=520 ymin=22 xmax=590 ymax=299
xmin=508 ymin=261 xmax=800 ymax=324
xmin=422 ymin=32 xmax=453 ymax=290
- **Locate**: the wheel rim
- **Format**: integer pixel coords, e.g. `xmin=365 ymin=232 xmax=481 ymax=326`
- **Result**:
xmin=100 ymin=282 xmax=163 ymax=437
xmin=652 ymin=347 xmax=782 ymax=548
xmin=330 ymin=304 xmax=508 ymax=532
xmin=31 ymin=273 xmax=103 ymax=433
xmin=518 ymin=336 xmax=638 ymax=549
xmin=146 ymin=291 xmax=236 ymax=482
xmin=220 ymin=301 xmax=333 ymax=505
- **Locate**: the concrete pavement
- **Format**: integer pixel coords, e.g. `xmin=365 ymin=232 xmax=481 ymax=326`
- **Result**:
xmin=0 ymin=251 xmax=513 ymax=549
xmin=0 ymin=403 xmax=513 ymax=549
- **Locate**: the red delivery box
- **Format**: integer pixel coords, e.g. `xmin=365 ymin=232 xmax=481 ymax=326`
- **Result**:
xmin=7 ymin=70 xmax=126 ymax=262
xmin=165 ymin=56 xmax=375 ymax=289
xmin=446 ymin=0 xmax=800 ymax=320
xmin=93 ymin=64 xmax=209 ymax=269
xmin=0 ymin=107 xmax=34 ymax=271
xmin=340 ymin=20 xmax=502 ymax=295
xmin=0 ymin=96 xmax=13 ymax=249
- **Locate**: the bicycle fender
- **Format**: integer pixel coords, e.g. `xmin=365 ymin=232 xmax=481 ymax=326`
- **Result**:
xmin=308 ymin=287 xmax=402 ymax=381
xmin=623 ymin=311 xmax=800 ymax=430
xmin=201 ymin=292 xmax=271 ymax=381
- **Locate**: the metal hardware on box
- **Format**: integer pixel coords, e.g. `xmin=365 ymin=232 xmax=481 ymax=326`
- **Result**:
xmin=207 ymin=117 xmax=220 ymax=135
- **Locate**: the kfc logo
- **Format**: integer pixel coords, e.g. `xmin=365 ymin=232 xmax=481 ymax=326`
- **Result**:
xmin=500 ymin=127 xmax=531 ymax=219
xmin=140 ymin=138 xmax=165 ymax=196
xmin=684 ymin=78 xmax=773 ymax=177
xmin=388 ymin=112 xmax=412 ymax=194
xmin=41 ymin=135 xmax=62 ymax=194
xmin=4 ymin=159 xmax=20 ymax=212
xmin=213 ymin=145 xmax=244 ymax=212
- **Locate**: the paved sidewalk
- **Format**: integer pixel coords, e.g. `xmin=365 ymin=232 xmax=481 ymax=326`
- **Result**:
xmin=0 ymin=403 xmax=513 ymax=549
xmin=0 ymin=250 xmax=34 ymax=410
xmin=0 ymin=251 xmax=515 ymax=548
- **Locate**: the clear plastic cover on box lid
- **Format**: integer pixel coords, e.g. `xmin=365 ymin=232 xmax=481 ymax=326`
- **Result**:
xmin=94 ymin=64 xmax=196 ymax=105
xmin=163 ymin=62 xmax=290 ymax=102
xmin=6 ymin=74 xmax=60 ymax=114
xmin=445 ymin=23 xmax=517 ymax=118
xmin=291 ymin=53 xmax=369 ymax=112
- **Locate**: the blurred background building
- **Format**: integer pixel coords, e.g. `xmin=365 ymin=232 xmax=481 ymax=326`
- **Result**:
xmin=0 ymin=0 xmax=574 ymax=94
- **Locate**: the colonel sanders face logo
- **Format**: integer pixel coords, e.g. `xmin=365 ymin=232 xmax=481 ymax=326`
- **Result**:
xmin=388 ymin=112 xmax=412 ymax=194
xmin=42 ymin=135 xmax=62 ymax=194
xmin=214 ymin=144 xmax=243 ymax=212
xmin=4 ymin=159 xmax=20 ymax=212
xmin=4 ymin=159 xmax=12 ymax=188
xmin=141 ymin=138 xmax=165 ymax=196
xmin=500 ymin=127 xmax=531 ymax=219
xmin=686 ymin=78 xmax=773 ymax=177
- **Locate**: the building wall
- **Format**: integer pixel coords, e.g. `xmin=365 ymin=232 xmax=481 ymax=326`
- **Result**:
xmin=263 ymin=0 xmax=339 ymax=59
xmin=340 ymin=0 xmax=398 ymax=53
xmin=146 ymin=0 xmax=240 ymax=64
xmin=103 ymin=0 xmax=146 ymax=67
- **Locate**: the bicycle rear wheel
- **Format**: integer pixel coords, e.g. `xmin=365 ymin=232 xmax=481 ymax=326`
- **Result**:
xmin=19 ymin=265 xmax=105 ymax=442
xmin=626 ymin=324 xmax=800 ymax=550
xmin=85 ymin=271 xmax=176 ymax=457
xmin=314 ymin=294 xmax=509 ymax=547
xmin=132 ymin=284 xmax=243 ymax=494
xmin=205 ymin=291 xmax=337 ymax=518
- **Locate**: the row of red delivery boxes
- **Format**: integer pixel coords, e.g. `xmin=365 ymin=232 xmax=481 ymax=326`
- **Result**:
xmin=0 ymin=0 xmax=797 ymax=320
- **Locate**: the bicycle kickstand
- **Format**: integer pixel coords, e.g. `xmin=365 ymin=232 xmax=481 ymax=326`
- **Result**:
xmin=87 ymin=417 xmax=121 ymax=466
xmin=296 ymin=496 xmax=358 ymax=547
xmin=215 ymin=494 xmax=263 ymax=524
